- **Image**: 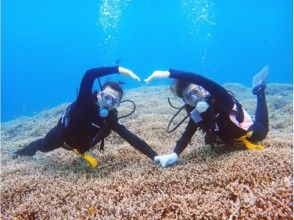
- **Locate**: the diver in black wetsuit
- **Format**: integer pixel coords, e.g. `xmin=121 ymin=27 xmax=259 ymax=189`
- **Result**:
xmin=145 ymin=66 xmax=269 ymax=167
xmin=14 ymin=66 xmax=158 ymax=167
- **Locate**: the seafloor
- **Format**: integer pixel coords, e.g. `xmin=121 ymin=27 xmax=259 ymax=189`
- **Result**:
xmin=1 ymin=83 xmax=293 ymax=219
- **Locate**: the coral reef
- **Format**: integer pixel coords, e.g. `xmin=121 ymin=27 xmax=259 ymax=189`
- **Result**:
xmin=1 ymin=84 xmax=293 ymax=219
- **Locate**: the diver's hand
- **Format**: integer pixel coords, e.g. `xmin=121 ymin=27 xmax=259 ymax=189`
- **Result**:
xmin=144 ymin=70 xmax=170 ymax=84
xmin=154 ymin=153 xmax=179 ymax=167
xmin=118 ymin=66 xmax=141 ymax=82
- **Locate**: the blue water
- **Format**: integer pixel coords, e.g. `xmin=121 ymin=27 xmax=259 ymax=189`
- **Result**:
xmin=2 ymin=0 xmax=293 ymax=121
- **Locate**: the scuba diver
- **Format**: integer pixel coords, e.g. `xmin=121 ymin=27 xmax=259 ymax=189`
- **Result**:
xmin=14 ymin=66 xmax=159 ymax=168
xmin=145 ymin=66 xmax=269 ymax=167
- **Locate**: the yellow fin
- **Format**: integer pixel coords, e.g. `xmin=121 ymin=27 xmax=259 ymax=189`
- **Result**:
xmin=246 ymin=131 xmax=253 ymax=138
xmin=72 ymin=149 xmax=80 ymax=155
xmin=72 ymin=148 xmax=99 ymax=168
xmin=82 ymin=153 xmax=99 ymax=168
xmin=237 ymin=132 xmax=264 ymax=150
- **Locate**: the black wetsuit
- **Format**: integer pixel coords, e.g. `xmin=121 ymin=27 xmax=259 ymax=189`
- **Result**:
xmin=169 ymin=69 xmax=269 ymax=155
xmin=16 ymin=66 xmax=158 ymax=159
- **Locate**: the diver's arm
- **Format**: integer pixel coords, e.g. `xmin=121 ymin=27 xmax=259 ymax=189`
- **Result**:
xmin=112 ymin=122 xmax=158 ymax=159
xmin=173 ymin=118 xmax=198 ymax=155
xmin=145 ymin=69 xmax=234 ymax=107
xmin=169 ymin=69 xmax=234 ymax=107
xmin=77 ymin=66 xmax=119 ymax=101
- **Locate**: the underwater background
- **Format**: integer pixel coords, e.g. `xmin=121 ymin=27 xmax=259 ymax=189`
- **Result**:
xmin=1 ymin=0 xmax=293 ymax=122
xmin=1 ymin=1 xmax=293 ymax=219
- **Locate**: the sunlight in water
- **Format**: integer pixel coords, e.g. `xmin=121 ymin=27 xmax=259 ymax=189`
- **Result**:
xmin=98 ymin=0 xmax=132 ymax=32
xmin=97 ymin=0 xmax=216 ymax=66
xmin=180 ymin=0 xmax=216 ymax=37
xmin=97 ymin=0 xmax=132 ymax=62
xmin=180 ymin=0 xmax=216 ymax=71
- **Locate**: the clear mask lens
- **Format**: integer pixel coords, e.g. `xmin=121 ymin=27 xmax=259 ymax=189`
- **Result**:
xmin=99 ymin=92 xmax=119 ymax=110
xmin=102 ymin=94 xmax=114 ymax=107
xmin=183 ymin=90 xmax=202 ymax=106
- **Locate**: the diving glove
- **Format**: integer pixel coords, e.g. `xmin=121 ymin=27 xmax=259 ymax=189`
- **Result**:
xmin=154 ymin=153 xmax=179 ymax=168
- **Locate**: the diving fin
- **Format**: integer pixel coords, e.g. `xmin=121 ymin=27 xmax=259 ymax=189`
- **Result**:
xmin=252 ymin=65 xmax=269 ymax=95
xmin=237 ymin=131 xmax=265 ymax=150
xmin=72 ymin=149 xmax=99 ymax=168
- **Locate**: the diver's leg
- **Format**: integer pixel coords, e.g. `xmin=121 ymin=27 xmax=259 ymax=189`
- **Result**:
xmin=14 ymin=125 xmax=64 ymax=156
xmin=39 ymin=125 xmax=64 ymax=152
xmin=248 ymin=84 xmax=269 ymax=142
xmin=254 ymin=90 xmax=268 ymax=128
xmin=14 ymin=138 xmax=45 ymax=156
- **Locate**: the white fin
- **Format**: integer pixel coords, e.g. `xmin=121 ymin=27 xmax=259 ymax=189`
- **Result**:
xmin=252 ymin=65 xmax=269 ymax=88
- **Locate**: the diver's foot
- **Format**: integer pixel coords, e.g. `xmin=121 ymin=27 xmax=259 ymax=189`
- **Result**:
xmin=252 ymin=65 xmax=268 ymax=95
xmin=252 ymin=83 xmax=266 ymax=95
xmin=11 ymin=152 xmax=22 ymax=159
xmin=13 ymin=148 xmax=36 ymax=158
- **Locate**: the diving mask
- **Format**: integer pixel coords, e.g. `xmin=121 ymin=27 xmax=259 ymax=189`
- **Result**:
xmin=182 ymin=84 xmax=208 ymax=106
xmin=97 ymin=89 xmax=121 ymax=117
